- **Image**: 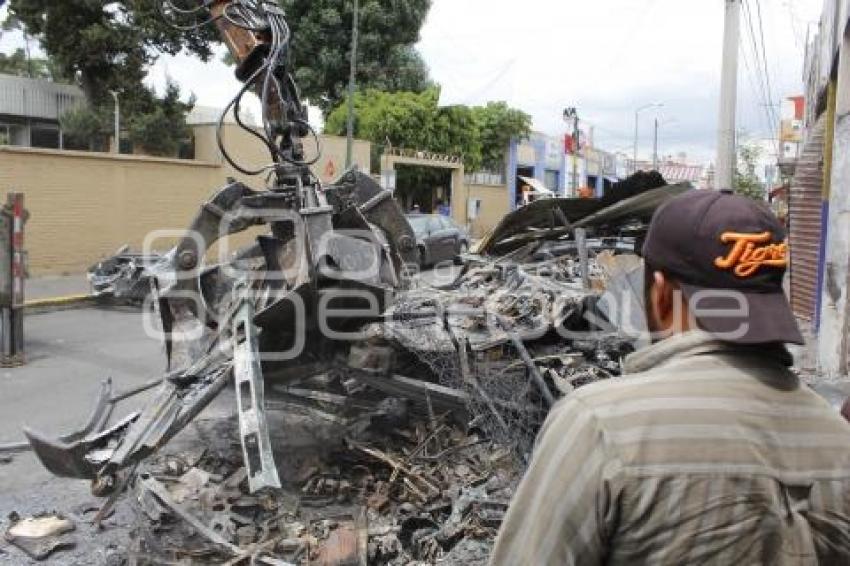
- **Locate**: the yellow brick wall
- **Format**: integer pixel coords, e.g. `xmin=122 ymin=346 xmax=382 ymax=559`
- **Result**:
xmin=468 ymin=184 xmax=510 ymax=238
xmin=0 ymin=128 xmax=371 ymax=276
xmin=193 ymin=124 xmax=371 ymax=186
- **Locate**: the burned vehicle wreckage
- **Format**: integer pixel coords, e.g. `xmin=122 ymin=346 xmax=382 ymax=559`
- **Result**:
xmin=18 ymin=2 xmax=693 ymax=563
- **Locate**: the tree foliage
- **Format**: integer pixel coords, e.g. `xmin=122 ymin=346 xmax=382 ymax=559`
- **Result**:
xmin=0 ymin=47 xmax=61 ymax=79
xmin=5 ymin=1 xmax=204 ymax=155
xmin=473 ymin=102 xmax=532 ymax=171
xmin=60 ymin=80 xmax=195 ymax=156
xmin=126 ymin=80 xmax=195 ymax=156
xmin=279 ymin=0 xmax=433 ymax=115
xmin=6 ymin=0 xmax=215 ymax=109
xmin=325 ymin=88 xmax=531 ymax=173
xmin=60 ymin=106 xmax=113 ymax=151
xmin=734 ymin=139 xmax=766 ymax=201
xmin=0 ymin=15 xmax=67 ymax=80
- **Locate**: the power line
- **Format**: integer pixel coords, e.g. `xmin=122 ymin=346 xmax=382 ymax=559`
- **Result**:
xmin=741 ymin=0 xmax=780 ymax=154
xmin=742 ymin=0 xmax=776 ymax=131
xmin=753 ymin=0 xmax=780 ymax=129
xmin=739 ymin=26 xmax=774 ymax=144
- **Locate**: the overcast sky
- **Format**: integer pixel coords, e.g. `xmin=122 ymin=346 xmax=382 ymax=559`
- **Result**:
xmin=1 ymin=0 xmax=824 ymax=164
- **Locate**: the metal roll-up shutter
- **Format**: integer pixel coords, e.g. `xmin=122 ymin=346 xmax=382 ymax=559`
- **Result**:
xmin=789 ymin=118 xmax=826 ymax=321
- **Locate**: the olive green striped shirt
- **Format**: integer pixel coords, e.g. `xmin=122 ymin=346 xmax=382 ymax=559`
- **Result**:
xmin=490 ymin=331 xmax=850 ymax=565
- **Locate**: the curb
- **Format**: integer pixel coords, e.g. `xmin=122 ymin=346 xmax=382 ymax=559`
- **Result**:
xmin=24 ymin=294 xmax=94 ymax=313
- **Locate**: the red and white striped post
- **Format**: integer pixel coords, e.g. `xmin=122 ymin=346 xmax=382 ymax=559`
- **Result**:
xmin=11 ymin=193 xmax=24 ymax=308
xmin=0 ymin=192 xmax=25 ymax=365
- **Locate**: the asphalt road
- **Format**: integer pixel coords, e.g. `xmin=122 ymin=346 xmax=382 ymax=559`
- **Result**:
xmin=0 ymin=307 xmax=163 ymax=446
xmin=0 ymin=307 xmax=167 ymax=565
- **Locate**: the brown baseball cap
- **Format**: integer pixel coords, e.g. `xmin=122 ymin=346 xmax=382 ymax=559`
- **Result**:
xmin=642 ymin=189 xmax=803 ymax=345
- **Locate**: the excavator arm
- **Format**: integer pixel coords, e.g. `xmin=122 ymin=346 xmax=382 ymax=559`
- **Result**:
xmin=24 ymin=0 xmax=418 ymax=492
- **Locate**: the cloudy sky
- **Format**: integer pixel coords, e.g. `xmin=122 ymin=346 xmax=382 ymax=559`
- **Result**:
xmin=0 ymin=0 xmax=824 ymax=164
xmin=417 ymin=0 xmax=822 ymax=163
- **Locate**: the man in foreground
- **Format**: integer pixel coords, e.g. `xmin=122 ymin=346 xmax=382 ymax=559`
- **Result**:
xmin=490 ymin=190 xmax=850 ymax=565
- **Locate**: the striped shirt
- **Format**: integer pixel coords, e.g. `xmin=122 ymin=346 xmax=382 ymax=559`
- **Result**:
xmin=490 ymin=330 xmax=850 ymax=565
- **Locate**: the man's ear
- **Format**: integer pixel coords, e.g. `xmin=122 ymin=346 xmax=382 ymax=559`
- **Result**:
xmin=650 ymin=271 xmax=672 ymax=327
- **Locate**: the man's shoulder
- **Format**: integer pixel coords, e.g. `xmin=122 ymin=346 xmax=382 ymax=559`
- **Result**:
xmin=551 ymin=358 xmax=847 ymax=430
xmin=566 ymin=367 xmax=680 ymax=408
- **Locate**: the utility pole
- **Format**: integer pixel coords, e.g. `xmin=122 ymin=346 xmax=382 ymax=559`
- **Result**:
xmin=653 ymin=117 xmax=659 ymax=170
xmin=563 ymin=107 xmax=579 ymax=196
xmin=110 ymin=91 xmax=120 ymax=154
xmin=716 ymin=0 xmax=741 ymax=190
xmin=634 ymin=103 xmax=662 ymax=175
xmin=633 ymin=111 xmax=639 ymax=175
xmin=345 ymin=0 xmax=359 ymax=169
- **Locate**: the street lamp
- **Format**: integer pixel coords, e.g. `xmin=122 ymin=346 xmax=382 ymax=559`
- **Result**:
xmin=653 ymin=117 xmax=678 ymax=170
xmin=633 ymin=102 xmax=663 ymax=174
xmin=109 ymin=90 xmax=120 ymax=154
xmin=563 ymin=107 xmax=579 ymax=196
xmin=345 ymin=0 xmax=360 ymax=168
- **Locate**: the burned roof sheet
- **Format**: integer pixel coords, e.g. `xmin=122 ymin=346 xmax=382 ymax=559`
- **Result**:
xmin=572 ymin=182 xmax=693 ymax=230
xmin=474 ymin=182 xmax=693 ymax=257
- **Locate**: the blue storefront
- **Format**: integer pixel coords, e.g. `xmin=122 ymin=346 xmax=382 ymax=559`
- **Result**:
xmin=507 ymin=133 xmax=572 ymax=210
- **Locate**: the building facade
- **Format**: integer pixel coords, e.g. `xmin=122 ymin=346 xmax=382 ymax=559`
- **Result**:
xmin=792 ymin=0 xmax=850 ymax=376
xmin=780 ymin=95 xmax=805 ymax=163
xmin=507 ymin=132 xmax=569 ymax=208
xmin=506 ymin=131 xmax=625 ymax=210
xmin=0 ymin=74 xmax=85 ymax=149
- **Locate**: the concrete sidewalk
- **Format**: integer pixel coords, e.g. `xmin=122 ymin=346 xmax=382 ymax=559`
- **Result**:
xmin=25 ymin=274 xmax=89 ymax=301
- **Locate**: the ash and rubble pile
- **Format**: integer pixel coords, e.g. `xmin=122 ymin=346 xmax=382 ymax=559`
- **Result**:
xmin=125 ymin=410 xmax=518 ymax=565
xmin=119 ymin=210 xmax=650 ymax=564
xmin=352 ymin=251 xmax=638 ymax=459
xmin=14 ymin=169 xmax=692 ymax=564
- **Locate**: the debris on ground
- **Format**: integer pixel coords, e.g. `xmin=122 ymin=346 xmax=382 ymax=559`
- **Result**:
xmin=87 ymin=245 xmax=161 ymax=304
xmin=124 ymin=409 xmax=518 ymax=565
xmin=21 ymin=179 xmax=690 ymax=564
xmin=3 ymin=512 xmax=76 ymax=561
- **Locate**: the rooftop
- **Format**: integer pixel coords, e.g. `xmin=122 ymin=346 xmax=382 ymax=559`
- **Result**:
xmin=0 ymin=74 xmax=84 ymax=121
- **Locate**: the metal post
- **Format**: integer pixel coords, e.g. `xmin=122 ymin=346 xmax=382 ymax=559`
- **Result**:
xmin=10 ymin=193 xmax=24 ymax=360
xmin=110 ymin=91 xmax=120 ymax=154
xmin=716 ymin=0 xmax=741 ymax=190
xmin=0 ymin=192 xmax=25 ymax=366
xmin=572 ymin=114 xmax=580 ymax=195
xmin=633 ymin=103 xmax=663 ymax=175
xmin=575 ymin=227 xmax=589 ymax=290
xmin=653 ymin=118 xmax=659 ymax=170
xmin=633 ymin=111 xmax=639 ymax=175
xmin=345 ymin=0 xmax=359 ymax=169
xmin=563 ymin=107 xmax=579 ymax=196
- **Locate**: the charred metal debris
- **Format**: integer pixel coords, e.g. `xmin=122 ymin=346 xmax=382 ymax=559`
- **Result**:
xmin=17 ymin=175 xmax=690 ymax=563
xmin=88 ymin=246 xmax=162 ymax=304
xmin=12 ymin=1 xmax=697 ymax=563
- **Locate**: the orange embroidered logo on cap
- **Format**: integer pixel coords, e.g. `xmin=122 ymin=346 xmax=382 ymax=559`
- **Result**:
xmin=714 ymin=231 xmax=788 ymax=277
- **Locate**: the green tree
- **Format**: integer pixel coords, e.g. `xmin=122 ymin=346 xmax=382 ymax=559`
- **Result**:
xmin=734 ymin=140 xmax=766 ymax=200
xmin=0 ymin=14 xmax=67 ymax=80
xmin=6 ymin=1 xmax=204 ymax=155
xmin=279 ymin=0 xmax=433 ymax=115
xmin=60 ymin=80 xmax=194 ymax=156
xmin=6 ymin=0 xmax=215 ymax=108
xmin=325 ymin=88 xmax=483 ymax=169
xmin=0 ymin=48 xmax=44 ymax=78
xmin=325 ymin=89 xmax=531 ymax=174
xmin=127 ymin=80 xmax=195 ymax=157
xmin=60 ymin=106 xmax=113 ymax=151
xmin=473 ymin=102 xmax=532 ymax=171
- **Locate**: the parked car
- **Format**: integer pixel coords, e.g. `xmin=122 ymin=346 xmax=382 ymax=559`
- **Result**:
xmin=407 ymin=214 xmax=470 ymax=267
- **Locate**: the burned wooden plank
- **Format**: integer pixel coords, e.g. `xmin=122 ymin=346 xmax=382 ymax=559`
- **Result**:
xmin=344 ymin=369 xmax=468 ymax=413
